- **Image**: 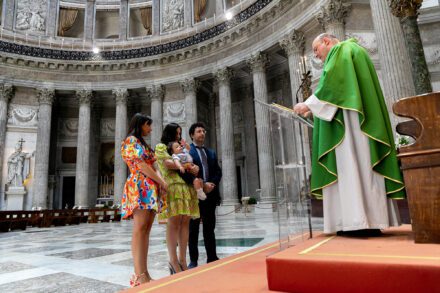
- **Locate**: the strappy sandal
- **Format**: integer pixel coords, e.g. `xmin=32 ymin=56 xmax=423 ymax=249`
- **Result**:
xmin=130 ymin=271 xmax=148 ymax=287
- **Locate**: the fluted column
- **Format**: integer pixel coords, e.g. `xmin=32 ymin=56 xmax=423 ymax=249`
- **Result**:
xmin=0 ymin=84 xmax=14 ymax=208
xmin=33 ymin=88 xmax=55 ymax=209
xmin=215 ymin=68 xmax=238 ymax=205
xmin=280 ymin=30 xmax=312 ymax=174
xmin=85 ymin=0 xmax=96 ymax=42
xmin=146 ymin=85 xmax=164 ymax=147
xmin=46 ymin=0 xmax=59 ymax=36
xmin=119 ymin=0 xmax=129 ymax=40
xmin=113 ymin=88 xmax=129 ymax=205
xmin=3 ymin=0 xmax=15 ymax=30
xmin=370 ymin=0 xmax=415 ymax=113
xmin=389 ymin=0 xmax=432 ymax=95
xmin=181 ymin=78 xmax=200 ymax=129
xmin=75 ymin=89 xmax=93 ymax=207
xmin=152 ymin=0 xmax=160 ymax=35
xmin=208 ymin=93 xmax=217 ymax=150
xmin=316 ymin=0 xmax=351 ymax=40
xmin=247 ymin=52 xmax=276 ymax=203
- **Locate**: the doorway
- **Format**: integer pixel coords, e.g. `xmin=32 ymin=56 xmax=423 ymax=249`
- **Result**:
xmin=62 ymin=176 xmax=75 ymax=209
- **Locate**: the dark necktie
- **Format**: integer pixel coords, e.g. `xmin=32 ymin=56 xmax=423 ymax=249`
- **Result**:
xmin=196 ymin=146 xmax=209 ymax=181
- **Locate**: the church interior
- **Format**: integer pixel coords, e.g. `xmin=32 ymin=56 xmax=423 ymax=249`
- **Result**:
xmin=0 ymin=0 xmax=439 ymax=292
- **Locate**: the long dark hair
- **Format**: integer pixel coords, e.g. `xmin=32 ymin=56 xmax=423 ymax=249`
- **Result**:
xmin=127 ymin=113 xmax=152 ymax=150
xmin=161 ymin=123 xmax=181 ymax=145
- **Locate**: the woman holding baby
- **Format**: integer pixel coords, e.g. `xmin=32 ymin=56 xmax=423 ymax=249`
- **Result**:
xmin=154 ymin=123 xmax=201 ymax=274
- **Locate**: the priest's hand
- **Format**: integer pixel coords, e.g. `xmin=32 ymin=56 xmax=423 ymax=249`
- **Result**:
xmin=293 ymin=103 xmax=311 ymax=117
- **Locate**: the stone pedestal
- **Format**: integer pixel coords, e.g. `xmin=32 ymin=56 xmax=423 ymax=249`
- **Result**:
xmin=6 ymin=187 xmax=26 ymax=210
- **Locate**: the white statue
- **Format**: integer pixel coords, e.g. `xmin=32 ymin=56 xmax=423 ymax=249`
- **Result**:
xmin=7 ymin=139 xmax=33 ymax=188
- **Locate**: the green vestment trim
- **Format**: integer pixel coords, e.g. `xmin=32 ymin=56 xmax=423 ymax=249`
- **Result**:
xmin=311 ymin=38 xmax=405 ymax=200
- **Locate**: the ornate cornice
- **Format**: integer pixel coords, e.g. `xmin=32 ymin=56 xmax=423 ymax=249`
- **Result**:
xmin=0 ymin=0 xmax=274 ymax=62
xmin=214 ymin=68 xmax=234 ymax=85
xmin=181 ymin=78 xmax=201 ymax=94
xmin=389 ymin=0 xmax=422 ymax=18
xmin=76 ymin=89 xmax=93 ymax=105
xmin=279 ymin=29 xmax=305 ymax=56
xmin=146 ymin=85 xmax=165 ymax=102
xmin=316 ymin=0 xmax=351 ymax=29
xmin=0 ymin=83 xmax=14 ymax=102
xmin=112 ymin=88 xmax=129 ymax=104
xmin=37 ymin=87 xmax=55 ymax=105
xmin=247 ymin=52 xmax=270 ymax=73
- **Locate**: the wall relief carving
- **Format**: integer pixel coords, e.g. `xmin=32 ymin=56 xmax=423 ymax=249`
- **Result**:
xmin=7 ymin=105 xmax=38 ymax=128
xmin=15 ymin=0 xmax=47 ymax=32
xmin=163 ymin=101 xmax=186 ymax=124
xmin=346 ymin=33 xmax=378 ymax=55
xmin=101 ymin=119 xmax=116 ymax=137
xmin=162 ymin=0 xmax=185 ymax=32
xmin=59 ymin=119 xmax=79 ymax=137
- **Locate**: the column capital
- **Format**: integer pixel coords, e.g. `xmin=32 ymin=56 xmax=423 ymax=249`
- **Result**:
xmin=247 ymin=52 xmax=270 ymax=73
xmin=37 ymin=87 xmax=55 ymax=105
xmin=146 ymin=84 xmax=165 ymax=102
xmin=112 ymin=88 xmax=129 ymax=104
xmin=214 ymin=67 xmax=234 ymax=85
xmin=279 ymin=30 xmax=305 ymax=56
xmin=389 ymin=0 xmax=422 ymax=18
xmin=0 ymin=83 xmax=14 ymax=102
xmin=180 ymin=78 xmax=201 ymax=94
xmin=316 ymin=0 xmax=351 ymax=30
xmin=76 ymin=89 xmax=93 ymax=105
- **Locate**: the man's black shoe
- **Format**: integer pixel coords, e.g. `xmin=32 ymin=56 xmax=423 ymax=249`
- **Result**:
xmin=336 ymin=229 xmax=382 ymax=237
xmin=188 ymin=261 xmax=198 ymax=269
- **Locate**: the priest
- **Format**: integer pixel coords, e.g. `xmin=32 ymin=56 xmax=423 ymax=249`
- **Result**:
xmin=294 ymin=34 xmax=405 ymax=236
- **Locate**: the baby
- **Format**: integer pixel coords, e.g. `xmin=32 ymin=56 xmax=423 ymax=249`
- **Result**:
xmin=168 ymin=141 xmax=206 ymax=201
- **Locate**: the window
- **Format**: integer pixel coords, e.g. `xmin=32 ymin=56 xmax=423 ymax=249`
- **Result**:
xmin=129 ymin=6 xmax=152 ymax=38
xmin=95 ymin=9 xmax=120 ymax=39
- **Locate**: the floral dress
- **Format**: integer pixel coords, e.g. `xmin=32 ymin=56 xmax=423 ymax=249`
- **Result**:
xmin=155 ymin=143 xmax=199 ymax=220
xmin=121 ymin=136 xmax=165 ymax=219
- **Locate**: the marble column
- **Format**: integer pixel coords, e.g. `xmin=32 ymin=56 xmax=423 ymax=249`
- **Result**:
xmin=208 ymin=93 xmax=217 ymax=150
xmin=214 ymin=68 xmax=238 ymax=205
xmin=279 ymin=30 xmax=312 ymax=174
xmin=242 ymin=85 xmax=259 ymax=198
xmin=113 ymin=88 xmax=128 ymax=205
xmin=88 ymin=105 xmax=100 ymax=207
xmin=46 ymin=0 xmax=59 ymax=37
xmin=0 ymin=84 xmax=14 ymax=208
xmin=146 ymin=85 xmax=164 ymax=148
xmin=370 ymin=0 xmax=415 ymax=112
xmin=75 ymin=89 xmax=93 ymax=208
xmin=316 ymin=0 xmax=352 ymax=40
xmin=119 ymin=0 xmax=129 ymax=40
xmin=3 ymin=0 xmax=15 ymax=30
xmin=216 ymin=0 xmax=224 ymax=16
xmin=33 ymin=88 xmax=55 ymax=209
xmin=247 ymin=53 xmax=276 ymax=203
xmin=152 ymin=0 xmax=160 ymax=35
xmin=389 ymin=0 xmax=432 ymax=95
xmin=85 ymin=0 xmax=96 ymax=42
xmin=181 ymin=78 xmax=200 ymax=129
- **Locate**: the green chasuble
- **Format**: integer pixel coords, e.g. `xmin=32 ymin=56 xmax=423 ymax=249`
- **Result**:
xmin=311 ymin=38 xmax=405 ymax=199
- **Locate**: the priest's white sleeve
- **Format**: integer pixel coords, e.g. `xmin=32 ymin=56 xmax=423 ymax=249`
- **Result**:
xmin=304 ymin=94 xmax=338 ymax=121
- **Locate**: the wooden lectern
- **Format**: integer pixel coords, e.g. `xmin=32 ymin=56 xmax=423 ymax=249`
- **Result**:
xmin=393 ymin=92 xmax=440 ymax=244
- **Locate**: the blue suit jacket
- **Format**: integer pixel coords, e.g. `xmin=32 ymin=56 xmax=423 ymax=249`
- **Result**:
xmin=189 ymin=143 xmax=222 ymax=205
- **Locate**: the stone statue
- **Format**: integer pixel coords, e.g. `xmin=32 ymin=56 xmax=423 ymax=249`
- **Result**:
xmin=15 ymin=0 xmax=47 ymax=32
xmin=163 ymin=0 xmax=184 ymax=32
xmin=7 ymin=139 xmax=33 ymax=188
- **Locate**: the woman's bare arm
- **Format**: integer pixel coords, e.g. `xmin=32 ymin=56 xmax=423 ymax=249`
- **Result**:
xmin=139 ymin=162 xmax=167 ymax=190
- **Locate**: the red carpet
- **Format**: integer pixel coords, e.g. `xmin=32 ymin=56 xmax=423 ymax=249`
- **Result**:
xmin=266 ymin=225 xmax=440 ymax=293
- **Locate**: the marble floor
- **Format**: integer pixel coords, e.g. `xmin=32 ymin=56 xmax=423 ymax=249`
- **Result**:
xmin=0 ymin=209 xmax=323 ymax=292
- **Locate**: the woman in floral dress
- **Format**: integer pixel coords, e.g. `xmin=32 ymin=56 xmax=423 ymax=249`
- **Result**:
xmin=121 ymin=113 xmax=168 ymax=287
xmin=155 ymin=123 xmax=200 ymax=274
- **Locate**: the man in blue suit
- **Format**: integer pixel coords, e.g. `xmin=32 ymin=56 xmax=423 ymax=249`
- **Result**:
xmin=188 ymin=122 xmax=222 ymax=268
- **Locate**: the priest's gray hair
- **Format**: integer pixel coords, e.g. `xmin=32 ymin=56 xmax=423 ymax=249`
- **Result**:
xmin=317 ymin=33 xmax=338 ymax=40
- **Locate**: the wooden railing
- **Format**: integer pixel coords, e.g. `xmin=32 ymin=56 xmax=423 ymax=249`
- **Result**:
xmin=0 ymin=208 xmax=121 ymax=232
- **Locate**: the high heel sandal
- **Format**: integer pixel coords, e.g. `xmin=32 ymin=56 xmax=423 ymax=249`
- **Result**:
xmin=169 ymin=262 xmax=177 ymax=275
xmin=130 ymin=271 xmax=148 ymax=288
xmin=178 ymin=262 xmax=186 ymax=271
